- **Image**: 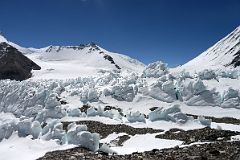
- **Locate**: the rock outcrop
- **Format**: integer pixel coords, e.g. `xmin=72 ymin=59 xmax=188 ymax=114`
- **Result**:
xmin=0 ymin=42 xmax=41 ymax=80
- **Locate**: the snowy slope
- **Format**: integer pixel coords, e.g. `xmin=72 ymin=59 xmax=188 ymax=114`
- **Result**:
xmin=0 ymin=133 xmax=74 ymax=160
xmin=0 ymin=34 xmax=33 ymax=54
xmin=26 ymin=44 xmax=145 ymax=79
xmin=174 ymin=26 xmax=240 ymax=73
xmin=0 ymin=34 xmax=8 ymax=43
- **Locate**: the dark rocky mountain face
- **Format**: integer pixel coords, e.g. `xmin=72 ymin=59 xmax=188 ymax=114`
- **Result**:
xmin=230 ymin=49 xmax=240 ymax=67
xmin=0 ymin=42 xmax=41 ymax=81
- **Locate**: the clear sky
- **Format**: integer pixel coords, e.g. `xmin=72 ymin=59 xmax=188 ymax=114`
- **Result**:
xmin=0 ymin=0 xmax=239 ymax=66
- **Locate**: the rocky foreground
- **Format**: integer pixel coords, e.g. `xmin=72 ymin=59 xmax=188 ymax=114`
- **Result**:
xmin=38 ymin=141 xmax=240 ymax=160
xmin=38 ymin=118 xmax=240 ymax=160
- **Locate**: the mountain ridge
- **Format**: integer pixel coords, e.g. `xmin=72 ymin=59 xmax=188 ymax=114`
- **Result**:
xmin=175 ymin=26 xmax=240 ymax=72
xmin=1 ymin=26 xmax=240 ymax=78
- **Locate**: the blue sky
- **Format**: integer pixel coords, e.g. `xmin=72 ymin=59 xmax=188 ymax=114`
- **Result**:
xmin=0 ymin=0 xmax=239 ymax=66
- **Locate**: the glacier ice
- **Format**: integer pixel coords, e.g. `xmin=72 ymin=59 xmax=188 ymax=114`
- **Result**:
xmin=198 ymin=69 xmax=217 ymax=80
xmin=66 ymin=123 xmax=100 ymax=151
xmin=0 ymin=65 xmax=239 ymax=121
xmin=217 ymin=70 xmax=239 ymax=79
xmin=0 ymin=122 xmax=15 ymax=141
xmin=178 ymin=70 xmax=193 ymax=80
xmin=79 ymin=87 xmax=99 ymax=103
xmin=192 ymin=79 xmax=206 ymax=95
xmin=198 ymin=116 xmax=211 ymax=127
xmin=221 ymin=88 xmax=240 ymax=108
xmin=0 ymin=114 xmax=104 ymax=152
xmin=31 ymin=121 xmax=42 ymax=139
xmin=67 ymin=108 xmax=82 ymax=117
xmin=17 ymin=118 xmax=32 ymax=137
xmin=77 ymin=131 xmax=100 ymax=152
xmin=147 ymin=79 xmax=181 ymax=103
xmin=126 ymin=111 xmax=146 ymax=123
xmin=98 ymin=143 xmax=116 ymax=155
xmin=35 ymin=106 xmax=67 ymax=123
xmin=148 ymin=104 xmax=188 ymax=123
xmin=142 ymin=61 xmax=169 ymax=78
xmin=86 ymin=106 xmax=121 ymax=119
xmin=66 ymin=123 xmax=88 ymax=145
xmin=45 ymin=93 xmax=61 ymax=109
xmin=0 ymin=63 xmax=239 ymax=148
xmin=86 ymin=106 xmax=99 ymax=117
xmin=111 ymin=84 xmax=135 ymax=102
xmin=183 ymin=80 xmax=222 ymax=106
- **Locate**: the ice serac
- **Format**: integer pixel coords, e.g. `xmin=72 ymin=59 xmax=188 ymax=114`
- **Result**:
xmin=176 ymin=26 xmax=240 ymax=72
xmin=0 ymin=42 xmax=41 ymax=80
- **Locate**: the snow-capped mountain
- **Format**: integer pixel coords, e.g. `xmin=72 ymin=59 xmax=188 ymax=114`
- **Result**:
xmin=27 ymin=43 xmax=145 ymax=79
xmin=0 ymin=34 xmax=145 ymax=79
xmin=0 ymin=33 xmax=33 ymax=54
xmin=0 ymin=33 xmax=7 ymax=42
xmin=175 ymin=26 xmax=240 ymax=72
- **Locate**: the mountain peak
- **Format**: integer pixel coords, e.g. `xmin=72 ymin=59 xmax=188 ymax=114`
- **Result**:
xmin=0 ymin=32 xmax=8 ymax=43
xmin=176 ymin=25 xmax=240 ymax=72
xmin=45 ymin=42 xmax=101 ymax=53
xmin=236 ymin=25 xmax=240 ymax=31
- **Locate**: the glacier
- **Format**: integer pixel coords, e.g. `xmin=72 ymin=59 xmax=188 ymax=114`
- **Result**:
xmin=0 ymin=26 xmax=240 ymax=158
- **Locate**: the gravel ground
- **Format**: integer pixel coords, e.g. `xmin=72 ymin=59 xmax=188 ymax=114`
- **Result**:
xmin=186 ymin=114 xmax=240 ymax=125
xmin=62 ymin=120 xmax=163 ymax=138
xmin=156 ymin=127 xmax=240 ymax=144
xmin=117 ymin=135 xmax=131 ymax=146
xmin=38 ymin=141 xmax=240 ymax=160
xmin=39 ymin=117 xmax=240 ymax=160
